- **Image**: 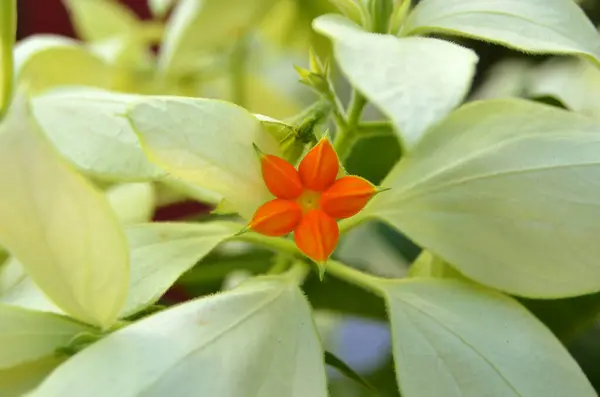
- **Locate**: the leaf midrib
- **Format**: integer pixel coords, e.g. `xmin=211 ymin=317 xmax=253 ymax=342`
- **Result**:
xmin=137 ymin=285 xmax=287 ymax=395
xmin=395 ymin=293 xmax=523 ymax=396
xmin=407 ymin=8 xmax=592 ymax=53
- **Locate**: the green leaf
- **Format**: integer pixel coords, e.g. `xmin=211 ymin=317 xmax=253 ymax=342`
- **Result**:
xmin=0 ymin=356 xmax=64 ymax=397
xmin=120 ymin=221 xmax=240 ymax=317
xmin=63 ymin=0 xmax=140 ymax=42
xmin=369 ymin=98 xmax=600 ymax=298
xmin=128 ymin=96 xmax=281 ymax=219
xmin=0 ymin=92 xmax=130 ymax=328
xmin=470 ymin=59 xmax=533 ymax=101
xmin=325 ymin=351 xmax=378 ymax=393
xmin=149 ymin=0 xmax=177 ymax=18
xmin=0 ymin=257 xmax=60 ymax=313
xmin=31 ymin=276 xmax=328 ymax=397
xmin=158 ymin=0 xmax=278 ymax=75
xmin=14 ymin=36 xmax=112 ymax=94
xmin=106 ymin=182 xmax=156 ymax=224
xmin=160 ymin=174 xmax=223 ymax=206
xmin=30 ymin=88 xmax=165 ymax=181
xmin=0 ymin=0 xmax=15 ymax=117
xmin=313 ymin=14 xmax=478 ymax=150
xmin=527 ymin=58 xmax=600 ymax=118
xmin=402 ymin=0 xmax=600 ymax=64
xmin=380 ymin=279 xmax=595 ymax=397
xmin=407 ymin=250 xmax=465 ymax=280
xmin=89 ymin=35 xmax=151 ymax=69
xmin=0 ymin=304 xmax=91 ymax=369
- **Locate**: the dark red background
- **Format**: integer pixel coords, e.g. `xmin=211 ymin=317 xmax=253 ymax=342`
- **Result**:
xmin=17 ymin=0 xmax=152 ymax=39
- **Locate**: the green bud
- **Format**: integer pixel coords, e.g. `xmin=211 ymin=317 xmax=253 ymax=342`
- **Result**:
xmin=390 ymin=0 xmax=412 ymax=34
xmin=308 ymin=47 xmax=325 ymax=75
xmin=327 ymin=0 xmax=369 ymax=27
xmin=293 ymin=65 xmax=330 ymax=95
xmin=368 ymin=0 xmax=393 ymax=33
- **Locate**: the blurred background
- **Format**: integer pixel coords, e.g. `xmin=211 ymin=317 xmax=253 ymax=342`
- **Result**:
xmin=14 ymin=0 xmax=600 ymax=395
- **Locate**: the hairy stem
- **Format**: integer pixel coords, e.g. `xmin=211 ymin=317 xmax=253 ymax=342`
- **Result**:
xmin=236 ymin=233 xmax=300 ymax=255
xmin=334 ymin=91 xmax=367 ymax=160
xmin=267 ymin=253 xmax=293 ymax=275
xmin=281 ymin=261 xmax=311 ymax=285
xmin=324 ymin=81 xmax=347 ymax=130
xmin=325 ymin=260 xmax=385 ymax=296
xmin=234 ymin=233 xmax=386 ymax=294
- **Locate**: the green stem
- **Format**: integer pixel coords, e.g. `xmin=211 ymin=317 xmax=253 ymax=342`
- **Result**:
xmin=234 ymin=233 xmax=386 ymax=295
xmin=282 ymin=261 xmax=310 ymax=285
xmin=230 ymin=36 xmax=248 ymax=107
xmin=334 ymin=91 xmax=367 ymax=160
xmin=369 ymin=0 xmax=394 ymax=34
xmin=236 ymin=233 xmax=300 ymax=255
xmin=325 ymin=81 xmax=347 ymax=130
xmin=267 ymin=253 xmax=292 ymax=275
xmin=0 ymin=0 xmax=16 ymax=119
xmin=391 ymin=0 xmax=412 ymax=35
xmin=325 ymin=260 xmax=385 ymax=296
xmin=347 ymin=91 xmax=367 ymax=127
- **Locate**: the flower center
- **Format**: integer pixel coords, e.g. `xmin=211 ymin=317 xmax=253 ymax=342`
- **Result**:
xmin=297 ymin=189 xmax=321 ymax=213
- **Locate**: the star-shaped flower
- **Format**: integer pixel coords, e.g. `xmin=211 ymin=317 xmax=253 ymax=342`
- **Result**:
xmin=248 ymin=137 xmax=381 ymax=263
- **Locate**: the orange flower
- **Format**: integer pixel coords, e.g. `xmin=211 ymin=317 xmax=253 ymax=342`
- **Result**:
xmin=248 ymin=138 xmax=381 ymax=264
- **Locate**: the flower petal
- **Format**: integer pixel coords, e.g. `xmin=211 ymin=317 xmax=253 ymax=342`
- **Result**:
xmin=294 ymin=210 xmax=339 ymax=262
xmin=298 ymin=138 xmax=339 ymax=191
xmin=255 ymin=145 xmax=303 ymax=199
xmin=320 ymin=176 xmax=377 ymax=219
xmin=249 ymin=199 xmax=302 ymax=237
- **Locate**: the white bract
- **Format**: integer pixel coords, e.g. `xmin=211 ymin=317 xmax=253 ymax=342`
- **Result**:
xmin=0 ymin=304 xmax=90 ymax=369
xmin=527 ymin=58 xmax=600 ymax=119
xmin=0 ymin=257 xmax=60 ymax=314
xmin=63 ymin=0 xmax=140 ymax=42
xmin=31 ymin=277 xmax=328 ymax=397
xmin=14 ymin=36 xmax=112 ymax=93
xmin=128 ymin=97 xmax=281 ymax=219
xmin=402 ymin=0 xmax=600 ymax=64
xmin=314 ymin=14 xmax=478 ymax=150
xmin=120 ymin=221 xmax=240 ymax=317
xmin=381 ymin=279 xmax=595 ymax=397
xmin=0 ymin=356 xmax=65 ymax=397
xmin=159 ymin=0 xmax=278 ymax=75
xmin=31 ymin=88 xmax=165 ymax=181
xmin=0 ymin=93 xmax=130 ymax=327
xmin=370 ymin=99 xmax=600 ymax=298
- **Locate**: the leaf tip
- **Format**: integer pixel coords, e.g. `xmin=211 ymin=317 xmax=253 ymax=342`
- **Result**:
xmin=252 ymin=142 xmax=265 ymax=158
xmin=317 ymin=261 xmax=327 ymax=280
xmin=234 ymin=225 xmax=250 ymax=237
